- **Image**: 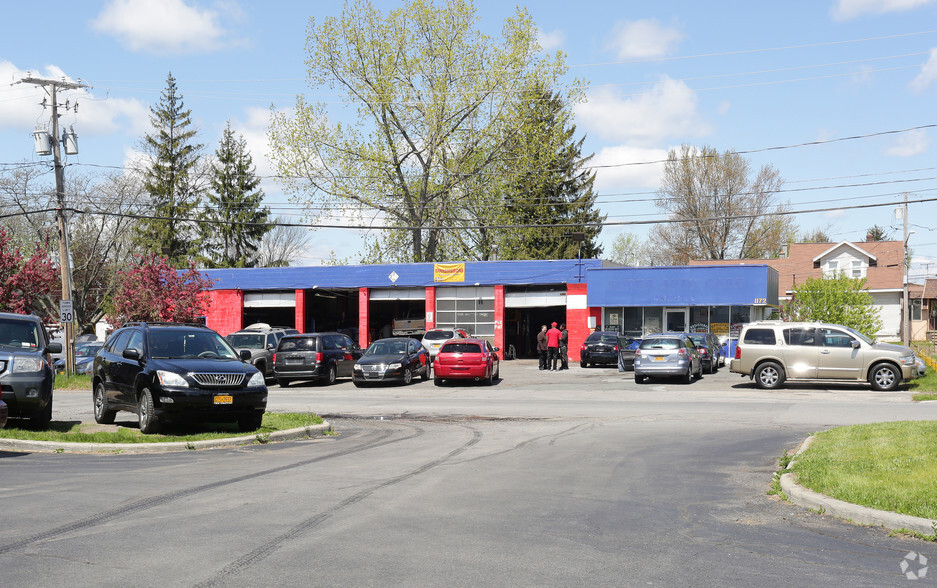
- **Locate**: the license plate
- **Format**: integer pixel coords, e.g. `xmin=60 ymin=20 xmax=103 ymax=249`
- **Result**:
xmin=653 ymin=356 xmax=666 ymax=362
xmin=213 ymin=395 xmax=233 ymax=405
xmin=432 ymin=344 xmax=440 ymax=348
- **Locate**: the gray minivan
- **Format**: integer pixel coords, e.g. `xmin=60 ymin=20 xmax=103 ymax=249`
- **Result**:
xmin=273 ymin=332 xmax=362 ymax=387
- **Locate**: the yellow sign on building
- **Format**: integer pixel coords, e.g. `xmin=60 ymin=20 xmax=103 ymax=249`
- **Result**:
xmin=434 ymin=263 xmax=465 ymax=282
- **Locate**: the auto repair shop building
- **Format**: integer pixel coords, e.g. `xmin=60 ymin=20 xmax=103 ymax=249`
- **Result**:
xmin=199 ymin=260 xmax=778 ymax=362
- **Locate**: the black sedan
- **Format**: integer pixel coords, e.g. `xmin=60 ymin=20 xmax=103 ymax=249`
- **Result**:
xmin=580 ymin=331 xmax=626 ymax=368
xmin=353 ymin=337 xmax=430 ymax=387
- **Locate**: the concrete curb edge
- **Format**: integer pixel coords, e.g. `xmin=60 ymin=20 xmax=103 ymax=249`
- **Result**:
xmin=780 ymin=434 xmax=937 ymax=536
xmin=0 ymin=421 xmax=331 ymax=454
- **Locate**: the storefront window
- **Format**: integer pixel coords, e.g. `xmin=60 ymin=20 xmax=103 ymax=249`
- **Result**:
xmin=730 ymin=306 xmax=750 ymax=337
xmin=643 ymin=307 xmax=663 ymax=336
xmin=604 ymin=307 xmax=623 ymax=333
xmin=710 ymin=306 xmax=730 ymax=338
xmin=623 ymin=308 xmax=643 ymax=338
xmin=689 ymin=307 xmax=710 ymax=333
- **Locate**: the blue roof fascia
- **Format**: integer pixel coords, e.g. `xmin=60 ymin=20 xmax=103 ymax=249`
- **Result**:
xmin=199 ymin=259 xmax=603 ymax=291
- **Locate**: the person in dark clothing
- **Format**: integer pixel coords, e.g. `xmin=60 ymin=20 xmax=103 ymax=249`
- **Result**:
xmin=536 ymin=325 xmax=549 ymax=370
xmin=546 ymin=322 xmax=562 ymax=370
xmin=559 ymin=323 xmax=569 ymax=370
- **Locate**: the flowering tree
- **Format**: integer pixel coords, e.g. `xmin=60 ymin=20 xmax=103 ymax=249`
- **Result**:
xmin=0 ymin=227 xmax=58 ymax=317
xmin=110 ymin=253 xmax=213 ymax=326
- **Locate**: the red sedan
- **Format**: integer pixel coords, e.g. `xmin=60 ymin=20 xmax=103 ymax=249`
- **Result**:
xmin=433 ymin=338 xmax=500 ymax=386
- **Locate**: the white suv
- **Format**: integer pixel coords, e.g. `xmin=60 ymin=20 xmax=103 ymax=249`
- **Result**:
xmin=730 ymin=321 xmax=919 ymax=391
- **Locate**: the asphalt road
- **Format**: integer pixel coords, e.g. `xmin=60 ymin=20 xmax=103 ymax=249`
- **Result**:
xmin=3 ymin=360 xmax=937 ymax=586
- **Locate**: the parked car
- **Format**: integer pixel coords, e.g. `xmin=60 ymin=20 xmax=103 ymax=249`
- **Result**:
xmin=91 ymin=322 xmax=267 ymax=434
xmin=0 ymin=312 xmax=62 ymax=428
xmin=687 ymin=332 xmax=723 ymax=374
xmin=580 ymin=331 xmax=623 ymax=368
xmin=226 ymin=324 xmax=288 ymax=379
xmin=730 ymin=321 xmax=919 ymax=391
xmin=618 ymin=338 xmax=642 ymax=370
xmin=273 ymin=332 xmax=362 ymax=387
xmin=54 ymin=341 xmax=104 ymax=374
xmin=915 ymin=355 xmax=927 ymax=377
xmin=353 ymin=337 xmax=429 ymax=386
xmin=433 ymin=338 xmax=500 ymax=386
xmin=0 ymin=399 xmax=7 ymax=429
xmin=421 ymin=328 xmax=470 ymax=363
xmin=633 ymin=333 xmax=702 ymax=384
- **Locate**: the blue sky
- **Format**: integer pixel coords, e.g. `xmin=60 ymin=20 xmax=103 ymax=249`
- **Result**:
xmin=2 ymin=0 xmax=937 ymax=281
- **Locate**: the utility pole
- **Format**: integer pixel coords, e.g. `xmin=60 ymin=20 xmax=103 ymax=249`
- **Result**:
xmin=901 ymin=193 xmax=911 ymax=347
xmin=16 ymin=76 xmax=90 ymax=374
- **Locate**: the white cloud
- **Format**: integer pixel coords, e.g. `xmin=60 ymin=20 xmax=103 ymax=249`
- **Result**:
xmin=0 ymin=61 xmax=148 ymax=138
xmin=911 ymin=48 xmax=937 ymax=92
xmin=831 ymin=0 xmax=937 ymax=20
xmin=884 ymin=128 xmax=930 ymax=157
xmin=575 ymin=77 xmax=711 ymax=146
xmin=606 ymin=19 xmax=683 ymax=60
xmin=91 ymin=0 xmax=241 ymax=54
xmin=537 ymin=28 xmax=565 ymax=52
xmin=591 ymin=145 xmax=668 ymax=193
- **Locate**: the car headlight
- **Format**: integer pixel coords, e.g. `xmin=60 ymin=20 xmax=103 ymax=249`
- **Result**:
xmin=900 ymin=355 xmax=916 ymax=366
xmin=157 ymin=370 xmax=189 ymax=387
xmin=12 ymin=357 xmax=42 ymax=373
xmin=387 ymin=362 xmax=402 ymax=370
xmin=247 ymin=372 xmax=265 ymax=387
xmin=354 ymin=364 xmax=363 ymax=371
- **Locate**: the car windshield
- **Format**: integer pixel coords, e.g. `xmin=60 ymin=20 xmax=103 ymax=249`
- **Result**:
xmin=76 ymin=343 xmax=103 ymax=357
xmin=641 ymin=338 xmax=681 ymax=350
xmin=0 ymin=318 xmax=40 ymax=349
xmin=147 ymin=330 xmax=239 ymax=360
xmin=588 ymin=334 xmax=619 ymax=344
xmin=279 ymin=337 xmax=316 ymax=351
xmin=366 ymin=340 xmax=408 ymax=356
xmin=688 ymin=336 xmax=707 ymax=346
xmin=843 ymin=326 xmax=874 ymax=345
xmin=227 ymin=333 xmax=265 ymax=349
xmin=424 ymin=331 xmax=454 ymax=341
xmin=441 ymin=342 xmax=481 ymax=354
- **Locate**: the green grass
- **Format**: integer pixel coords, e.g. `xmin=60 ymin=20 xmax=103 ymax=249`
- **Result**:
xmin=55 ymin=373 xmax=92 ymax=390
xmin=792 ymin=421 xmax=937 ymax=520
xmin=910 ymin=367 xmax=937 ymax=400
xmin=0 ymin=412 xmax=324 ymax=444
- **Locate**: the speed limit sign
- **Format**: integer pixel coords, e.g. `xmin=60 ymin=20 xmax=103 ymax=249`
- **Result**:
xmin=59 ymin=300 xmax=73 ymax=323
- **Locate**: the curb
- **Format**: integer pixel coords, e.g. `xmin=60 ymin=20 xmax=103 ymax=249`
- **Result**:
xmin=780 ymin=434 xmax=937 ymax=536
xmin=0 ymin=422 xmax=331 ymax=454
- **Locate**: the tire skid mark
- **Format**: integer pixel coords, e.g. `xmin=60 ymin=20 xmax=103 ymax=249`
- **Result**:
xmin=0 ymin=422 xmax=423 ymax=556
xmin=196 ymin=426 xmax=483 ymax=587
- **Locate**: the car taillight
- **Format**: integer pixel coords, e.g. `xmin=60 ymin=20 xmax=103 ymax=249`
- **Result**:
xmin=272 ymin=353 xmax=276 ymax=363
xmin=316 ymin=352 xmax=324 ymax=363
xmin=735 ymin=346 xmax=741 ymax=360
xmin=698 ymin=348 xmax=708 ymax=355
xmin=635 ymin=349 xmax=641 ymax=356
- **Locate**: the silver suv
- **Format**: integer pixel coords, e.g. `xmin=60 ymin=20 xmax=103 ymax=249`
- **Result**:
xmin=730 ymin=321 xmax=919 ymax=391
xmin=0 ymin=312 xmax=62 ymax=428
xmin=225 ymin=323 xmax=288 ymax=379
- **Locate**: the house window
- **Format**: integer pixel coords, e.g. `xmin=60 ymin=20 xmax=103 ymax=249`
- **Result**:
xmin=911 ymin=298 xmax=922 ymax=321
xmin=825 ymin=260 xmax=838 ymax=277
xmin=851 ymin=260 xmax=863 ymax=278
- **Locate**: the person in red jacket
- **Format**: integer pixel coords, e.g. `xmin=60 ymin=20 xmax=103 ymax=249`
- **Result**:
xmin=546 ymin=322 xmax=562 ymax=371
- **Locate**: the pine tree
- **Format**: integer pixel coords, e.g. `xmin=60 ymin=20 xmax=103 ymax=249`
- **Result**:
xmin=135 ymin=72 xmax=204 ymax=268
xmin=496 ymin=86 xmax=604 ymax=260
xmin=200 ymin=123 xmax=271 ymax=267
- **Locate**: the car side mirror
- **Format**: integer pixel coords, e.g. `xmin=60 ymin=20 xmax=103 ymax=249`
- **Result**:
xmin=851 ymin=340 xmax=860 ymax=349
xmin=47 ymin=342 xmax=62 ymax=354
xmin=266 ymin=344 xmax=275 ymax=351
xmin=240 ymin=349 xmax=252 ymax=361
xmin=123 ymin=348 xmax=141 ymax=361
xmin=493 ymin=347 xmax=500 ymax=352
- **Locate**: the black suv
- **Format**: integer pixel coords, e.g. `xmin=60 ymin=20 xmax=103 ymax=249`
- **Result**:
xmin=0 ymin=312 xmax=62 ymax=428
xmin=273 ymin=332 xmax=362 ymax=386
xmin=91 ymin=322 xmax=267 ymax=434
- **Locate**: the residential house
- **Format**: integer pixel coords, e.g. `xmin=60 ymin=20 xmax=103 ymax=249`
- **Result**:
xmin=690 ymin=240 xmax=906 ymax=340
xmin=910 ymin=279 xmax=937 ymax=343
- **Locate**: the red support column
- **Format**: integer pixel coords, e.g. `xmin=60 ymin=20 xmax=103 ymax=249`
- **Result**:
xmin=294 ymin=289 xmax=306 ymax=333
xmin=494 ymin=285 xmax=505 ymax=359
xmin=425 ymin=286 xmax=436 ymax=330
xmin=358 ymin=287 xmax=370 ymax=349
xmin=206 ymin=290 xmax=243 ymax=336
xmin=565 ymin=283 xmax=592 ymax=363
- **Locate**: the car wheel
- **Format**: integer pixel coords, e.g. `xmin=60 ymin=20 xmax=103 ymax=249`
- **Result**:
xmin=870 ymin=363 xmax=901 ymax=391
xmin=31 ymin=397 xmax=53 ymax=429
xmin=581 ymin=361 xmax=588 ymax=368
xmin=403 ymin=368 xmax=413 ymax=385
xmin=421 ymin=364 xmax=430 ymax=380
xmin=238 ymin=413 xmax=264 ymax=432
xmin=754 ymin=361 xmax=785 ymax=390
xmin=696 ymin=362 xmax=703 ymax=379
xmin=683 ymin=366 xmax=693 ymax=384
xmin=485 ymin=368 xmax=494 ymax=386
xmin=634 ymin=374 xmax=645 ymax=384
xmin=434 ymin=377 xmax=444 ymax=386
xmin=93 ymin=381 xmax=116 ymax=424
xmin=137 ymin=387 xmax=160 ymax=434
xmin=708 ymin=360 xmax=716 ymax=374
xmin=324 ymin=364 xmax=337 ymax=385
xmin=277 ymin=378 xmax=290 ymax=388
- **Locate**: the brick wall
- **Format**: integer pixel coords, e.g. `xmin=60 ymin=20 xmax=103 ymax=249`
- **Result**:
xmin=207 ymin=290 xmax=243 ymax=336
xmin=565 ymin=283 xmax=600 ymax=363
